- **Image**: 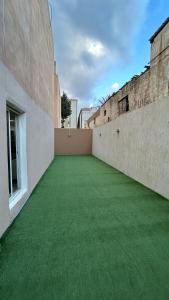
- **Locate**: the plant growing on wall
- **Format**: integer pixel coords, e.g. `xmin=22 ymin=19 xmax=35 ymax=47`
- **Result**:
xmin=61 ymin=92 xmax=72 ymax=128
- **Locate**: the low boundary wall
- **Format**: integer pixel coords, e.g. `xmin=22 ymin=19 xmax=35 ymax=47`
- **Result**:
xmin=54 ymin=128 xmax=92 ymax=155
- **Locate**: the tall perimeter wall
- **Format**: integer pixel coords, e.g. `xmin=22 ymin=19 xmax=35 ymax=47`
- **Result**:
xmin=0 ymin=0 xmax=56 ymax=237
xmin=92 ymin=19 xmax=169 ymax=200
xmin=93 ymin=97 xmax=169 ymax=200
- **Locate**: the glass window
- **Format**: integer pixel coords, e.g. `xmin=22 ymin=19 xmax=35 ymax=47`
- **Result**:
xmin=119 ymin=96 xmax=129 ymax=114
xmin=6 ymin=107 xmax=20 ymax=198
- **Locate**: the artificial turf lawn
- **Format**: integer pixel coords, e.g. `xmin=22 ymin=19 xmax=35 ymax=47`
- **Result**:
xmin=1 ymin=156 xmax=169 ymax=300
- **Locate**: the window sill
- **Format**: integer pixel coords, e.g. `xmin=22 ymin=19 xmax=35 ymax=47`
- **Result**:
xmin=9 ymin=188 xmax=27 ymax=210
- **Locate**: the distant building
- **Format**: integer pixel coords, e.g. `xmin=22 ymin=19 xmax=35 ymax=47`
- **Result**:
xmin=64 ymin=99 xmax=78 ymax=128
xmin=77 ymin=107 xmax=98 ymax=128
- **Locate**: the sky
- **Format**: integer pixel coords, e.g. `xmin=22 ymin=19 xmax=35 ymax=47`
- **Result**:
xmin=50 ymin=0 xmax=169 ymax=109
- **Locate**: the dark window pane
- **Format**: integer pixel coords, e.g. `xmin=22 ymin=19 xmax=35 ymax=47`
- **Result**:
xmin=6 ymin=111 xmax=11 ymax=196
xmin=119 ymin=96 xmax=129 ymax=114
xmin=7 ymin=108 xmax=19 ymax=197
xmin=10 ymin=111 xmax=18 ymax=193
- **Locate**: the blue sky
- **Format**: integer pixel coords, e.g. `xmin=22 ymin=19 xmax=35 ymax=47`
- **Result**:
xmin=50 ymin=0 xmax=169 ymax=108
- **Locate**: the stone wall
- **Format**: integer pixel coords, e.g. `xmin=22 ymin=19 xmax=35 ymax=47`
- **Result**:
xmin=88 ymin=19 xmax=169 ymax=128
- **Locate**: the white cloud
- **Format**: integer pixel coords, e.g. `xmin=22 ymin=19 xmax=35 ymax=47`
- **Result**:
xmin=86 ymin=38 xmax=106 ymax=58
xmin=112 ymin=82 xmax=120 ymax=91
xmin=51 ymin=0 xmax=149 ymax=104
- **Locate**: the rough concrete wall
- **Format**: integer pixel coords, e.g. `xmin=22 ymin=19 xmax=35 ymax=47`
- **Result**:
xmin=0 ymin=0 xmax=54 ymax=117
xmin=151 ymin=22 xmax=169 ymax=61
xmin=92 ymin=96 xmax=169 ymax=200
xmin=100 ymin=100 xmax=112 ymax=124
xmin=149 ymin=57 xmax=169 ymax=108
xmin=88 ymin=119 xmax=95 ymax=129
xmin=89 ymin=69 xmax=152 ymax=128
xmin=55 ymin=129 xmax=92 ymax=155
xmin=89 ymin=69 xmax=153 ymax=128
xmin=89 ymin=21 xmax=169 ymax=128
xmin=88 ymin=109 xmax=102 ymax=129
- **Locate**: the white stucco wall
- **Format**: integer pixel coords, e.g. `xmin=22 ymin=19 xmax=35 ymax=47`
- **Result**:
xmin=0 ymin=63 xmax=54 ymax=237
xmin=70 ymin=100 xmax=78 ymax=128
xmin=92 ymin=97 xmax=169 ymax=200
xmin=64 ymin=99 xmax=78 ymax=128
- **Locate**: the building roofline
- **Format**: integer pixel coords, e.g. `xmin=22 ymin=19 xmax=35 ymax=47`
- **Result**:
xmin=79 ymin=107 xmax=99 ymax=114
xmin=100 ymin=68 xmax=150 ymax=108
xmin=149 ymin=17 xmax=169 ymax=44
xmin=87 ymin=67 xmax=151 ymax=124
xmin=81 ymin=108 xmax=92 ymax=112
xmin=70 ymin=99 xmax=78 ymax=102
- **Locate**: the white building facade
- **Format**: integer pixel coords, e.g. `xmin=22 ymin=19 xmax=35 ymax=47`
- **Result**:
xmin=77 ymin=107 xmax=98 ymax=128
xmin=64 ymin=99 xmax=78 ymax=128
xmin=0 ymin=1 xmax=58 ymax=237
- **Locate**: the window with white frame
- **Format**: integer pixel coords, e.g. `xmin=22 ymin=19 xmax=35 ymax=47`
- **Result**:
xmin=6 ymin=104 xmax=27 ymax=204
xmin=6 ymin=107 xmax=20 ymax=197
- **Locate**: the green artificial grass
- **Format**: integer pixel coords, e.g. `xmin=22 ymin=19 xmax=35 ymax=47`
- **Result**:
xmin=1 ymin=155 xmax=169 ymax=300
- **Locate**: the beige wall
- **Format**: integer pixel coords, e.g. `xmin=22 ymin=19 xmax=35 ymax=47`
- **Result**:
xmin=55 ymin=129 xmax=92 ymax=155
xmin=92 ymin=96 xmax=169 ymax=200
xmin=88 ymin=20 xmax=169 ymax=129
xmin=53 ymin=72 xmax=61 ymax=128
xmin=0 ymin=0 xmax=56 ymax=237
xmin=0 ymin=0 xmax=54 ymax=117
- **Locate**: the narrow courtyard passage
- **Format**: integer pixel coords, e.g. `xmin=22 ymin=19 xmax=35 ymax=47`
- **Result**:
xmin=1 ymin=156 xmax=169 ymax=299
